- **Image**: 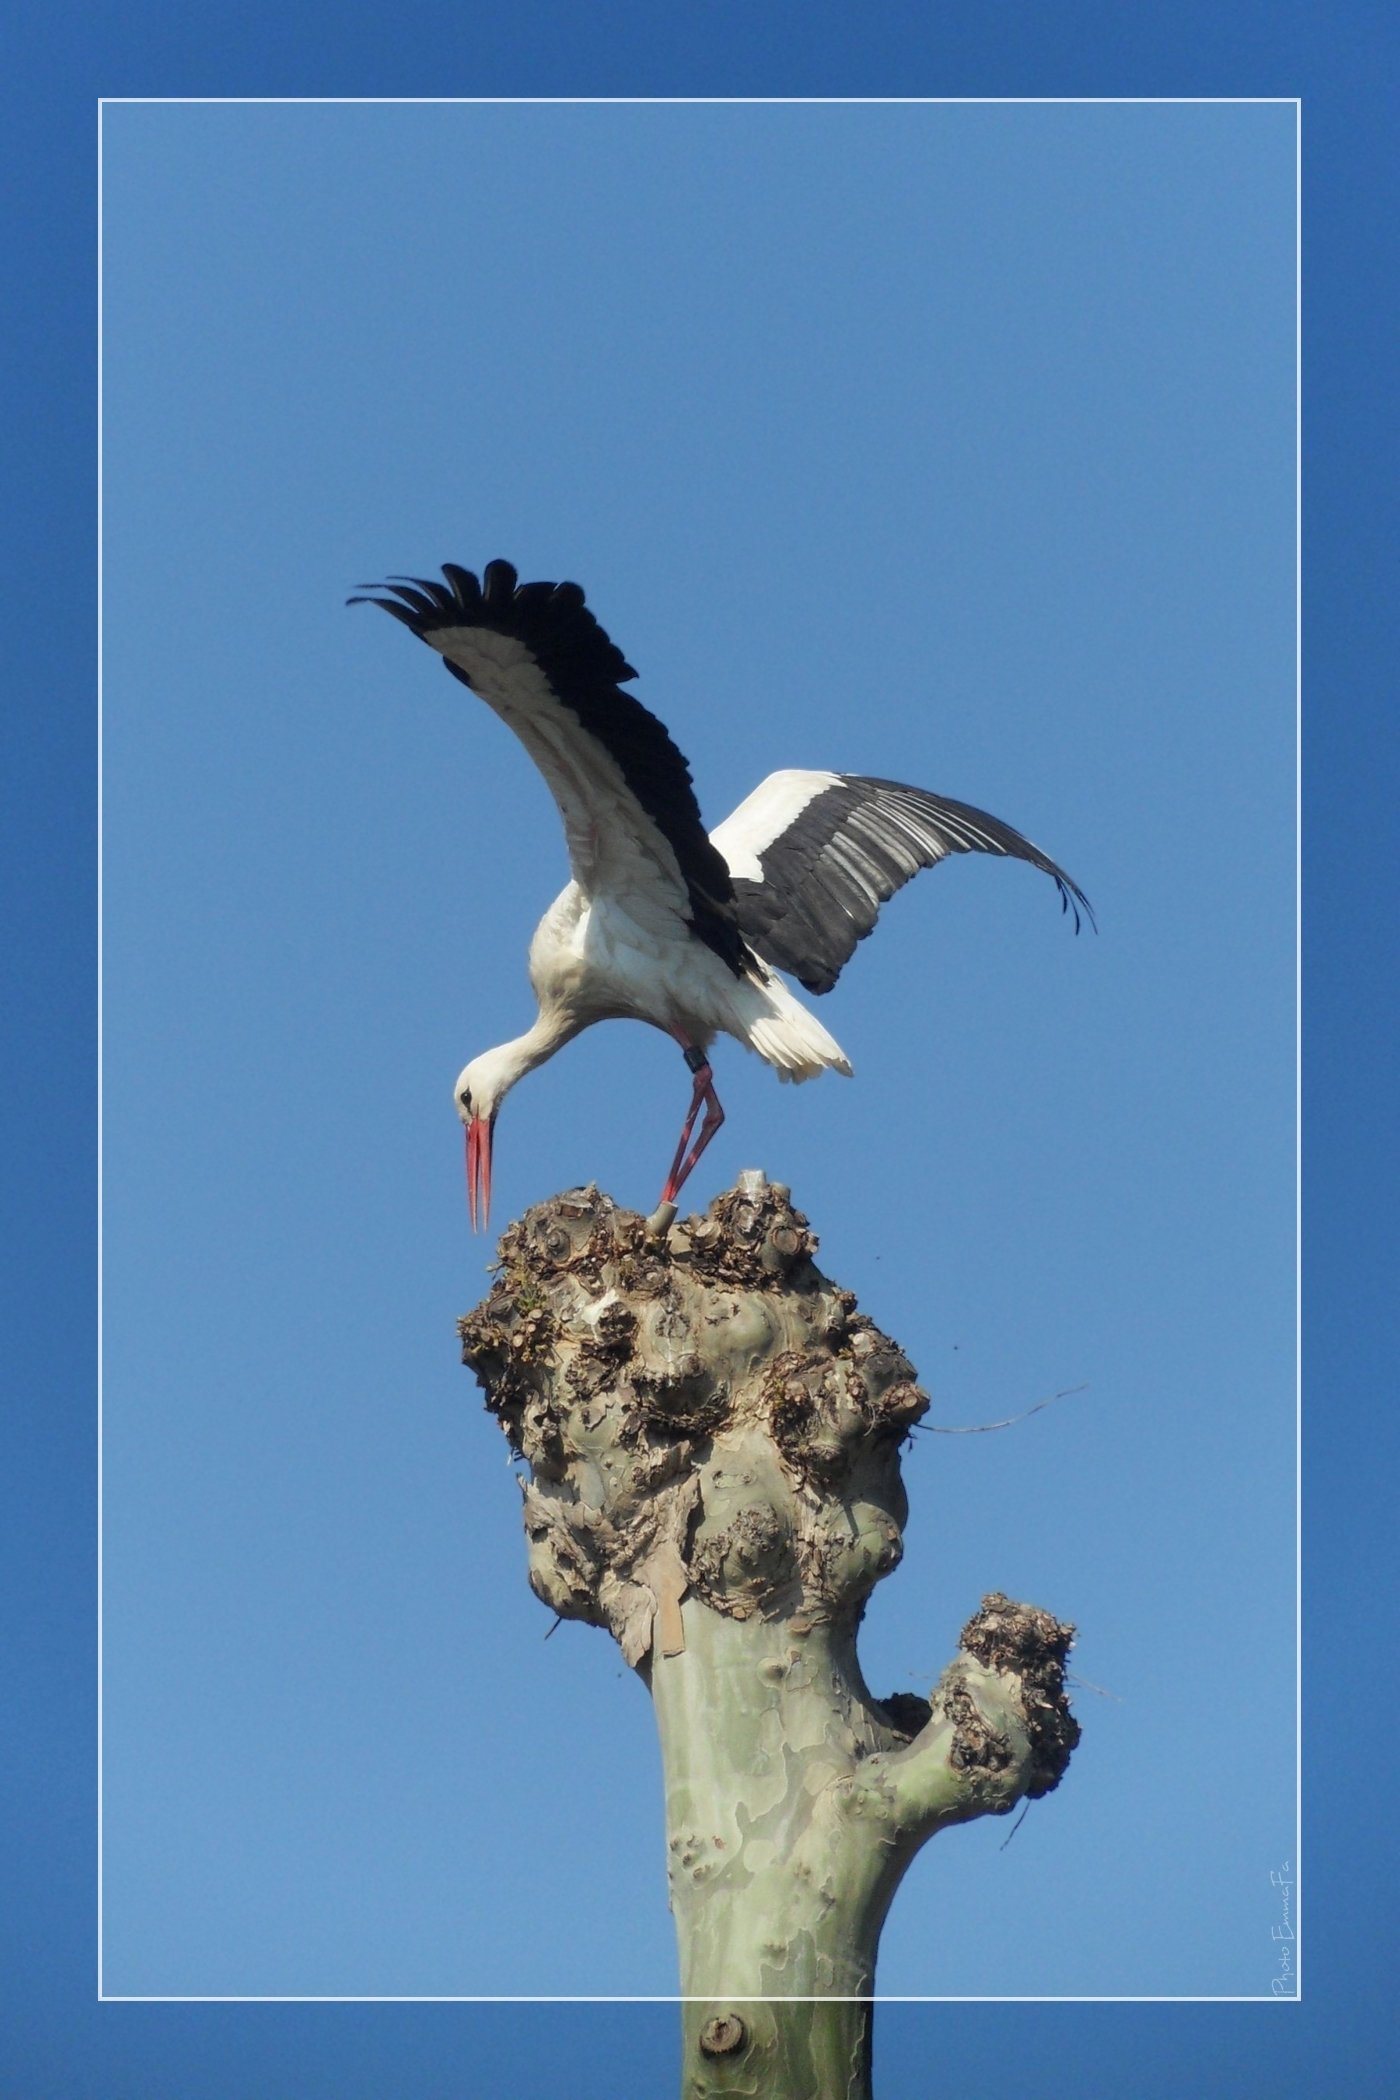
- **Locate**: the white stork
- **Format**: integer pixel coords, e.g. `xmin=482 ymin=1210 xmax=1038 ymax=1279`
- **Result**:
xmin=351 ymin=560 xmax=1093 ymax=1228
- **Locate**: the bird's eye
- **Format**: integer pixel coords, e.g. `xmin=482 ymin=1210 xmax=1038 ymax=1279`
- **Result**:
xmin=458 ymin=1090 xmax=472 ymax=1112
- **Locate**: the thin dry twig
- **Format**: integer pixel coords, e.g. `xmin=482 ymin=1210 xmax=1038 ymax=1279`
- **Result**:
xmin=998 ymin=1803 xmax=1032 ymax=1851
xmin=1066 ymin=1670 xmax=1122 ymax=1702
xmin=913 ymin=1383 xmax=1089 ymax=1436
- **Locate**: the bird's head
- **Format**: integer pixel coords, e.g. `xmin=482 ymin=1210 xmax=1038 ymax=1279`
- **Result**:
xmin=453 ymin=1024 xmax=573 ymax=1230
xmin=453 ymin=1051 xmax=513 ymax=1230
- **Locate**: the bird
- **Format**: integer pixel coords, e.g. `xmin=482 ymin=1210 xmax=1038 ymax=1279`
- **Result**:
xmin=350 ymin=559 xmax=1093 ymax=1230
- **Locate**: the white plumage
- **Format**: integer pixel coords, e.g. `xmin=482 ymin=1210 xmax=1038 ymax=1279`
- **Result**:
xmin=352 ymin=561 xmax=1092 ymax=1225
xmin=708 ymin=770 xmax=845 ymax=880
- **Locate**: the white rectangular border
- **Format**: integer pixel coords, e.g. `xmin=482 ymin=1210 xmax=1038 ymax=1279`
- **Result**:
xmin=97 ymin=92 xmax=1303 ymax=2005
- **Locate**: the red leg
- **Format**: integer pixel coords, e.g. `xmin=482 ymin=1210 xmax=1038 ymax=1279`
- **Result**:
xmin=660 ymin=1034 xmax=726 ymax=1205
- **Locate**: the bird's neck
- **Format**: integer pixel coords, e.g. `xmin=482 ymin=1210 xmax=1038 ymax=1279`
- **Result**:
xmin=482 ymin=1009 xmax=582 ymax=1101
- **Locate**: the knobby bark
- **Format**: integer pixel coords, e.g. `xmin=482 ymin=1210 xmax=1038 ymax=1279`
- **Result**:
xmin=459 ymin=1172 xmax=1080 ymax=2099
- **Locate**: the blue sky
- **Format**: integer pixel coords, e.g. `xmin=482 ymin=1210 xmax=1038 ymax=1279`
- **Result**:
xmin=6 ymin=3 xmax=1398 ymax=2096
xmin=99 ymin=96 xmax=1296 ymax=2003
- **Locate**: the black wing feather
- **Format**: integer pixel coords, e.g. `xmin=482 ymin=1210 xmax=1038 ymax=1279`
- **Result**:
xmin=350 ymin=562 xmax=748 ymax=974
xmin=730 ymin=775 xmax=1094 ymax=994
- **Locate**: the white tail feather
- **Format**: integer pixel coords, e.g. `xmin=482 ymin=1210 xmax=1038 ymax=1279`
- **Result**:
xmin=737 ymin=978 xmax=853 ymax=1084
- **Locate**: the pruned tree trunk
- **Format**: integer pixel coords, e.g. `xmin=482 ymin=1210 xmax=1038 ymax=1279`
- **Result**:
xmin=460 ymin=1172 xmax=1079 ymax=2099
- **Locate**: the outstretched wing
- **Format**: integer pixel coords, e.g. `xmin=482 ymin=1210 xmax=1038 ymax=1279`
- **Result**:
xmin=710 ymin=769 xmax=1094 ymax=994
xmin=351 ymin=561 xmax=745 ymax=971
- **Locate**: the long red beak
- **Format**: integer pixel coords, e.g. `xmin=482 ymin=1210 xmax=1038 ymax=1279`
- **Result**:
xmin=466 ymin=1113 xmax=494 ymax=1232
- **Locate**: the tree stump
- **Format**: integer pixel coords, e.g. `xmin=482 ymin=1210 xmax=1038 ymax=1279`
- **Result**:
xmin=459 ymin=1172 xmax=1080 ymax=2099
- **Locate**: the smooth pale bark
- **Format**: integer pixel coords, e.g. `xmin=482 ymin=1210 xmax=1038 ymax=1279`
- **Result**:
xmin=460 ymin=1174 xmax=1079 ymax=2100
